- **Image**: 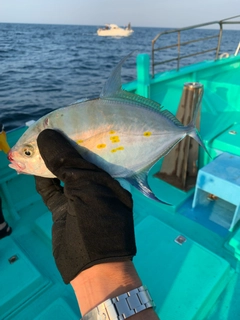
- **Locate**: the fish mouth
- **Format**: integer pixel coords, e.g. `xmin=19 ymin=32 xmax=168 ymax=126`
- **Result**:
xmin=8 ymin=151 xmax=26 ymax=173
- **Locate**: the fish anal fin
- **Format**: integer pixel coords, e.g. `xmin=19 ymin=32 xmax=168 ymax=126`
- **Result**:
xmin=126 ymin=170 xmax=170 ymax=204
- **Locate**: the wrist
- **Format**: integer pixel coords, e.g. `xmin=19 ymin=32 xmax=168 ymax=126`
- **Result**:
xmin=70 ymin=261 xmax=142 ymax=316
xmin=81 ymin=285 xmax=155 ymax=320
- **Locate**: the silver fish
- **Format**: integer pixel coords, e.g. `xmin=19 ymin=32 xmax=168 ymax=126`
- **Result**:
xmin=8 ymin=52 xmax=209 ymax=200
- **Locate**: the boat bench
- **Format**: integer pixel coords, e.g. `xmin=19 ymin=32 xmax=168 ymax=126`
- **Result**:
xmin=192 ymin=152 xmax=240 ymax=231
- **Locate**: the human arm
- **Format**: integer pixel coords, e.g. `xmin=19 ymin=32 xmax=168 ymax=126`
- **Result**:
xmin=72 ymin=261 xmax=158 ymax=319
xmin=35 ymin=129 xmax=159 ymax=319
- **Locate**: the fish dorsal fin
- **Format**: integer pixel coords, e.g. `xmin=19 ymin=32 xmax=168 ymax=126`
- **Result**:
xmin=69 ymin=98 xmax=89 ymax=106
xmin=100 ymin=51 xmax=136 ymax=98
xmin=70 ymin=96 xmax=98 ymax=107
xmin=160 ymin=110 xmax=184 ymax=126
xmin=100 ymin=51 xmax=162 ymax=112
xmin=105 ymin=90 xmax=162 ymax=112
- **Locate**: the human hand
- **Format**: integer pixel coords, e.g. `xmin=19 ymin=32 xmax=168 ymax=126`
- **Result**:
xmin=35 ymin=129 xmax=136 ymax=284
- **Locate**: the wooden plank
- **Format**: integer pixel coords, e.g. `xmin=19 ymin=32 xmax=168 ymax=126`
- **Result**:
xmin=155 ymin=82 xmax=203 ymax=190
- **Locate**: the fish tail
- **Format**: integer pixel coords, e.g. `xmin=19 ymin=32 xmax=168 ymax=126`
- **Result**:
xmin=187 ymin=122 xmax=211 ymax=158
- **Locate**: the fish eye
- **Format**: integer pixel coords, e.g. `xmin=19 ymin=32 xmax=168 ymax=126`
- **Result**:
xmin=22 ymin=145 xmax=34 ymax=157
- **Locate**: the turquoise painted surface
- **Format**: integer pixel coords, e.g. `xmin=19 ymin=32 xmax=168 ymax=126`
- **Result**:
xmin=134 ymin=216 xmax=233 ymax=320
xmin=1 ymin=51 xmax=240 ymax=319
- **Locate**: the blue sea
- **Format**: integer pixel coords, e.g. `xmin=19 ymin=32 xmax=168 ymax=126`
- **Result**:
xmin=0 ymin=23 xmax=239 ymax=131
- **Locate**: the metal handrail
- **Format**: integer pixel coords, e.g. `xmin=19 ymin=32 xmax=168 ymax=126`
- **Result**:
xmin=235 ymin=42 xmax=240 ymax=56
xmin=151 ymin=15 xmax=240 ymax=77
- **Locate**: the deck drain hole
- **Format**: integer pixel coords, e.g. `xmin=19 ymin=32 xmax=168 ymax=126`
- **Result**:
xmin=175 ymin=235 xmax=187 ymax=245
xmin=8 ymin=255 xmax=19 ymax=264
xmin=229 ymin=130 xmax=237 ymax=135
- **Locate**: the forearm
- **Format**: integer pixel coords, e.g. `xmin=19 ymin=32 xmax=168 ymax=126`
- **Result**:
xmin=71 ymin=261 xmax=159 ymax=319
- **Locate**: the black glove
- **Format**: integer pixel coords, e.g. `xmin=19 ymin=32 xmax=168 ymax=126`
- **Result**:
xmin=35 ymin=129 xmax=136 ymax=284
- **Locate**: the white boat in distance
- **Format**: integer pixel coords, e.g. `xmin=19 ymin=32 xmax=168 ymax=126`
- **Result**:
xmin=97 ymin=23 xmax=134 ymax=37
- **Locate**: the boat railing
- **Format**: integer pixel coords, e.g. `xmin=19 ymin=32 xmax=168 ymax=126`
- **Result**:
xmin=235 ymin=42 xmax=240 ymax=56
xmin=151 ymin=15 xmax=240 ymax=77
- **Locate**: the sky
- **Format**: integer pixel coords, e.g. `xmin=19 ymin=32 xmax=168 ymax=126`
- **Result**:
xmin=1 ymin=0 xmax=240 ymax=29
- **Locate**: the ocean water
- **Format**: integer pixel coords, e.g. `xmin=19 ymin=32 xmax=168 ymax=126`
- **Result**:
xmin=0 ymin=23 xmax=239 ymax=131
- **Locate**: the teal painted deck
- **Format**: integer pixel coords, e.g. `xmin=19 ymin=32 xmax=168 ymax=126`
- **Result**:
xmin=1 ymin=51 xmax=240 ymax=319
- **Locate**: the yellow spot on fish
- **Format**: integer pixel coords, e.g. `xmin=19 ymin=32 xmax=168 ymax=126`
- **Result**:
xmin=76 ymin=139 xmax=84 ymax=144
xmin=111 ymin=146 xmax=124 ymax=153
xmin=143 ymin=131 xmax=152 ymax=137
xmin=110 ymin=136 xmax=120 ymax=143
xmin=97 ymin=144 xmax=106 ymax=149
xmin=109 ymin=130 xmax=116 ymax=134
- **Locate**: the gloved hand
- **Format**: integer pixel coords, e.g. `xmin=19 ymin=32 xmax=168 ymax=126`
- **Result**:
xmin=35 ymin=129 xmax=136 ymax=284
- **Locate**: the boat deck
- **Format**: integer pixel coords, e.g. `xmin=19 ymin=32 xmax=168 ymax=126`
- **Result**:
xmin=1 ymin=151 xmax=240 ymax=319
xmin=1 ymin=134 xmax=240 ymax=320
